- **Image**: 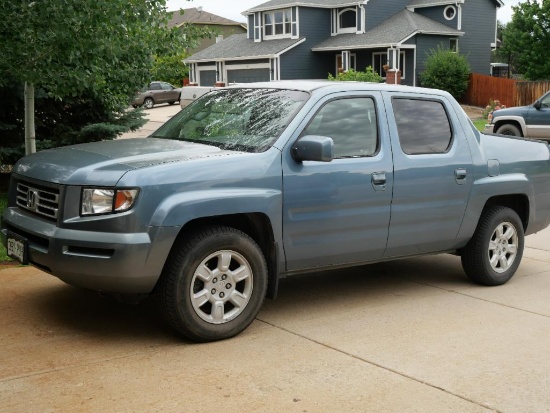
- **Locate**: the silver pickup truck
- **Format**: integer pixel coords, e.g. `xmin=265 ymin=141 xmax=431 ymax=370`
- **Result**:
xmin=3 ymin=81 xmax=550 ymax=342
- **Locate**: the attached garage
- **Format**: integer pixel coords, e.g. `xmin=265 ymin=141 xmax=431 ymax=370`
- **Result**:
xmin=198 ymin=70 xmax=216 ymax=86
xmin=227 ymin=68 xmax=270 ymax=84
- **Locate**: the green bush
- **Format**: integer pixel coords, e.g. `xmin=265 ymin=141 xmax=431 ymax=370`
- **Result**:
xmin=419 ymin=47 xmax=470 ymax=99
xmin=328 ymin=66 xmax=382 ymax=83
xmin=0 ymin=82 xmax=146 ymax=165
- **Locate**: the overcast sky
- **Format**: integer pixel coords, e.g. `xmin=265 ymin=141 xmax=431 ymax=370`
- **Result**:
xmin=166 ymin=0 xmax=532 ymax=24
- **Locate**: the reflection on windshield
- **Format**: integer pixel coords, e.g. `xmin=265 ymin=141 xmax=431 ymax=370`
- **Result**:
xmin=152 ymin=88 xmax=309 ymax=152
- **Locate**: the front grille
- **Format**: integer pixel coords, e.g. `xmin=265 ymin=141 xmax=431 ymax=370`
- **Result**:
xmin=16 ymin=181 xmax=60 ymax=220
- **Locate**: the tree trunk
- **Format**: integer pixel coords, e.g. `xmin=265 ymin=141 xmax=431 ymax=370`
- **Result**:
xmin=24 ymin=82 xmax=36 ymax=155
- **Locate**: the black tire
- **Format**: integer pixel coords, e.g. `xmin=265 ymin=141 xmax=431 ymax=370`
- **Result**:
xmin=159 ymin=226 xmax=267 ymax=342
xmin=167 ymin=101 xmax=176 ymax=105
xmin=143 ymin=97 xmax=154 ymax=109
xmin=461 ymin=206 xmax=524 ymax=286
xmin=495 ymin=123 xmax=522 ymax=137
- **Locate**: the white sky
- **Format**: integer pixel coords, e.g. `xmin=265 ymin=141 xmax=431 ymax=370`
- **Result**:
xmin=166 ymin=0 xmax=531 ymax=25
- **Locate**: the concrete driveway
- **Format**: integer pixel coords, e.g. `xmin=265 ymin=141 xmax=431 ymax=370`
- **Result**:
xmin=1 ymin=230 xmax=549 ymax=412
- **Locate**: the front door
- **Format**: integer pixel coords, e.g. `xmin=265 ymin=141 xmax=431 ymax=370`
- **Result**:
xmin=526 ymin=92 xmax=550 ymax=139
xmin=282 ymin=92 xmax=393 ymax=271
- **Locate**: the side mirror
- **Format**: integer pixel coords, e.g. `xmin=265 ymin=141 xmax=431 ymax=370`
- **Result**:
xmin=534 ymin=100 xmax=542 ymax=110
xmin=292 ymin=135 xmax=334 ymax=162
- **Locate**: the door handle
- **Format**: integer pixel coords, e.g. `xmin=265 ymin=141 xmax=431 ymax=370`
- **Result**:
xmin=455 ymin=168 xmax=467 ymax=184
xmin=372 ymin=172 xmax=386 ymax=191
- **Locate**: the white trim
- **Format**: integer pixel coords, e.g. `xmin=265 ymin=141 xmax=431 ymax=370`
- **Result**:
xmin=263 ymin=8 xmax=293 ymax=40
xmin=336 ymin=7 xmax=357 ymax=34
xmin=444 ymin=5 xmax=456 ymax=21
xmin=197 ymin=65 xmax=216 ymax=86
xmin=457 ymin=4 xmax=462 ymax=30
xmin=372 ymin=51 xmax=406 ymax=80
xmin=407 ymin=0 xmax=464 ymax=11
xmin=335 ymin=52 xmax=356 ymax=73
xmin=246 ymin=1 xmax=368 ymax=14
xmin=449 ymin=38 xmax=458 ymax=53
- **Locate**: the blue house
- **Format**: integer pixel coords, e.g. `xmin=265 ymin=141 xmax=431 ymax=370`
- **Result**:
xmin=184 ymin=0 xmax=503 ymax=86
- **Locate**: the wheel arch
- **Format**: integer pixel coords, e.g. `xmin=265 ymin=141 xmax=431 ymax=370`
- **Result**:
xmin=158 ymin=212 xmax=280 ymax=299
xmin=483 ymin=194 xmax=529 ymax=231
xmin=493 ymin=117 xmax=526 ymax=137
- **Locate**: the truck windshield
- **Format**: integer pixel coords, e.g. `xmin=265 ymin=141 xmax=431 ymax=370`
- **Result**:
xmin=151 ymin=88 xmax=310 ymax=152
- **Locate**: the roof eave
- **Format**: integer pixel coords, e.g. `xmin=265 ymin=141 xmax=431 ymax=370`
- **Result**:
xmin=243 ymin=1 xmax=364 ymax=15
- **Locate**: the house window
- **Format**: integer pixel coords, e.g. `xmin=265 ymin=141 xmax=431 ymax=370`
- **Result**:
xmin=337 ymin=8 xmax=356 ymax=33
xmin=444 ymin=6 xmax=456 ymax=20
xmin=373 ymin=52 xmax=406 ymax=79
xmin=264 ymin=9 xmax=292 ymax=38
xmin=450 ymin=38 xmax=458 ymax=53
xmin=336 ymin=53 xmax=356 ymax=73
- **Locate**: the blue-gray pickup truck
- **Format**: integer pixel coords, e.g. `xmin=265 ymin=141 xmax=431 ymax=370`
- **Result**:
xmin=3 ymin=81 xmax=550 ymax=342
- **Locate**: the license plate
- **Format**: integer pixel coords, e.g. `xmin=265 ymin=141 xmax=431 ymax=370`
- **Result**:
xmin=6 ymin=232 xmax=28 ymax=265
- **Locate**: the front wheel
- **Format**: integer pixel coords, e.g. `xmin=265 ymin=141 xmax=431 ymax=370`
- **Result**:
xmin=461 ymin=206 xmax=524 ymax=286
xmin=495 ymin=124 xmax=522 ymax=137
xmin=159 ymin=226 xmax=267 ymax=342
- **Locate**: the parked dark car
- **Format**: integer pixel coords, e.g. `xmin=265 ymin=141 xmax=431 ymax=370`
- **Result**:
xmin=484 ymin=91 xmax=550 ymax=140
xmin=132 ymin=81 xmax=182 ymax=109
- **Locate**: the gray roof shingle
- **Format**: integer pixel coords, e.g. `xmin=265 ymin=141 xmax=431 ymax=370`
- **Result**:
xmin=312 ymin=9 xmax=462 ymax=50
xmin=245 ymin=0 xmax=363 ymax=13
xmin=184 ymin=34 xmax=304 ymax=62
xmin=407 ymin=0 xmax=503 ymax=8
xmin=168 ymin=8 xmax=244 ymax=27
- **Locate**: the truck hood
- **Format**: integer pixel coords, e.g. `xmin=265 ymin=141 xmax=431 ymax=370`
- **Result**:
xmin=493 ymin=105 xmax=532 ymax=118
xmin=13 ymin=138 xmax=245 ymax=186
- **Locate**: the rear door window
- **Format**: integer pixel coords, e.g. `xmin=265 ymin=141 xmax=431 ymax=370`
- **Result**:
xmin=392 ymin=98 xmax=452 ymax=155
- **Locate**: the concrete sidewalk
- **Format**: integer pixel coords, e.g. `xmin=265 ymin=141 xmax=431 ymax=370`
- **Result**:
xmin=1 ymin=230 xmax=549 ymax=412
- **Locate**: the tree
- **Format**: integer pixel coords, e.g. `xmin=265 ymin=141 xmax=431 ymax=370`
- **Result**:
xmin=0 ymin=0 xmax=212 ymax=157
xmin=419 ymin=47 xmax=470 ymax=99
xmin=500 ymin=0 xmax=550 ymax=80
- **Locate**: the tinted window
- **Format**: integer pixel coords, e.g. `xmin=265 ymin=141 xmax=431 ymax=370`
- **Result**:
xmin=152 ymin=88 xmax=309 ymax=152
xmin=302 ymin=97 xmax=378 ymax=158
xmin=150 ymin=83 xmax=162 ymax=90
xmin=392 ymin=98 xmax=452 ymax=155
xmin=160 ymin=83 xmax=173 ymax=90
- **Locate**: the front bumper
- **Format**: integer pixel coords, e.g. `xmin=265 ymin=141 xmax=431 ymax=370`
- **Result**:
xmin=1 ymin=207 xmax=179 ymax=293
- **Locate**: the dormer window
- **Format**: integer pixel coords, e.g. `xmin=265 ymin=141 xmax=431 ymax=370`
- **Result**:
xmin=264 ymin=9 xmax=292 ymax=38
xmin=338 ymin=8 xmax=356 ymax=34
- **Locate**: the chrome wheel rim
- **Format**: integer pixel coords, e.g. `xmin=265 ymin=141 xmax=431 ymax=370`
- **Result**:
xmin=190 ymin=250 xmax=253 ymax=324
xmin=488 ymin=221 xmax=518 ymax=273
xmin=144 ymin=99 xmax=153 ymax=109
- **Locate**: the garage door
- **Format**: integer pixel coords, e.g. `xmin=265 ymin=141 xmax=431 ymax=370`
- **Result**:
xmin=227 ymin=69 xmax=270 ymax=84
xmin=199 ymin=70 xmax=216 ymax=86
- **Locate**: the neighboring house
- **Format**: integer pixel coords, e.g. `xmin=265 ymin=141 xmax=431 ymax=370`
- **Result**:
xmin=184 ymin=0 xmax=503 ymax=87
xmin=168 ymin=8 xmax=247 ymax=54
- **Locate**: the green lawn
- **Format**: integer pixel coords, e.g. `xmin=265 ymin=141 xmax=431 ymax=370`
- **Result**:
xmin=0 ymin=192 xmax=11 ymax=263
xmin=472 ymin=118 xmax=487 ymax=132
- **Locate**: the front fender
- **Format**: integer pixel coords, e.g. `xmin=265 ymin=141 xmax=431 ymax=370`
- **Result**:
xmin=149 ymin=188 xmax=282 ymax=227
xmin=494 ymin=116 xmax=528 ymax=136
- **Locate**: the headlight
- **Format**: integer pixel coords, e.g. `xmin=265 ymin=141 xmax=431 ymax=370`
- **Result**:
xmin=81 ymin=188 xmax=139 ymax=216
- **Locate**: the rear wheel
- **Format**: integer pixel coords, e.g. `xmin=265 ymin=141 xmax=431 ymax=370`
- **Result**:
xmin=159 ymin=226 xmax=267 ymax=342
xmin=495 ymin=124 xmax=522 ymax=137
xmin=461 ymin=206 xmax=524 ymax=286
xmin=143 ymin=97 xmax=154 ymax=109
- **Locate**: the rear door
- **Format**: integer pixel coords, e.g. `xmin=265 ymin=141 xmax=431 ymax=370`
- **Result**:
xmin=282 ymin=91 xmax=393 ymax=270
xmin=382 ymin=92 xmax=473 ymax=257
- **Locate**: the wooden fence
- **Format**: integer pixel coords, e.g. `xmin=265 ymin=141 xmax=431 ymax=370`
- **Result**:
xmin=462 ymin=73 xmax=550 ymax=108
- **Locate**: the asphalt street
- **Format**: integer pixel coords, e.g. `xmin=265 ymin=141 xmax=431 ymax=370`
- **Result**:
xmin=1 ymin=104 xmax=549 ymax=412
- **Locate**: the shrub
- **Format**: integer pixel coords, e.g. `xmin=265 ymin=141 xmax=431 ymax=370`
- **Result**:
xmin=419 ymin=46 xmax=470 ymax=99
xmin=482 ymin=99 xmax=506 ymax=119
xmin=328 ymin=66 xmax=382 ymax=83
